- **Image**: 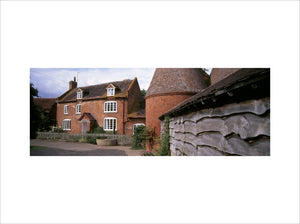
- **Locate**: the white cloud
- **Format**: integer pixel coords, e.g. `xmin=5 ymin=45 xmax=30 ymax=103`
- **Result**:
xmin=30 ymin=68 xmax=155 ymax=98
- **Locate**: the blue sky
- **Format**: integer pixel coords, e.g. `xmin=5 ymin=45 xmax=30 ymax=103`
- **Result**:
xmin=30 ymin=68 xmax=156 ymax=98
xmin=30 ymin=68 xmax=212 ymax=98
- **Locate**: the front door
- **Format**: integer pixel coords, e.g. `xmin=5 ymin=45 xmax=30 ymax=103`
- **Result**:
xmin=81 ymin=121 xmax=88 ymax=133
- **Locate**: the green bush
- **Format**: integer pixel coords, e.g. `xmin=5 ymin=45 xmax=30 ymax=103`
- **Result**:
xmin=155 ymin=116 xmax=170 ymax=156
xmin=50 ymin=125 xmax=64 ymax=133
xmin=97 ymin=136 xmax=108 ymax=140
xmin=88 ymin=124 xmax=106 ymax=134
xmin=131 ymin=125 xmax=146 ymax=149
xmin=85 ymin=136 xmax=97 ymax=144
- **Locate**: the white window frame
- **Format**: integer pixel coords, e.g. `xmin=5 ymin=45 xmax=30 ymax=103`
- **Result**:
xmin=133 ymin=123 xmax=145 ymax=131
xmin=104 ymin=101 xmax=117 ymax=113
xmin=103 ymin=117 xmax=117 ymax=131
xmin=64 ymin=105 xmax=69 ymax=114
xmin=62 ymin=119 xmax=71 ymax=130
xmin=77 ymin=91 xmax=82 ymax=99
xmin=107 ymin=87 xmax=115 ymax=96
xmin=76 ymin=104 xmax=81 ymax=114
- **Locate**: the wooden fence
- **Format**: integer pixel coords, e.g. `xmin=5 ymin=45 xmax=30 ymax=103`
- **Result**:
xmin=37 ymin=132 xmax=133 ymax=146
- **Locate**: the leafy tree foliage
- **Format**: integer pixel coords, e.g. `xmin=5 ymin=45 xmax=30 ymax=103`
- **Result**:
xmin=30 ymin=83 xmax=41 ymax=139
xmin=141 ymin=89 xmax=147 ymax=97
xmin=155 ymin=116 xmax=170 ymax=156
xmin=88 ymin=123 xmax=106 ymax=134
xmin=131 ymin=125 xmax=146 ymax=149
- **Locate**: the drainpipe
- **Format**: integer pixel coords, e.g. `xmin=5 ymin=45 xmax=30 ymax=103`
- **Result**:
xmin=123 ymin=99 xmax=126 ymax=135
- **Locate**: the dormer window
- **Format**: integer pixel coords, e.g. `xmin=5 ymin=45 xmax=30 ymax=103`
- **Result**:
xmin=107 ymin=88 xmax=115 ymax=96
xmin=77 ymin=90 xmax=83 ymax=99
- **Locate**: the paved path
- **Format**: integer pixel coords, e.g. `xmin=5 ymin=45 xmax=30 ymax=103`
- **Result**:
xmin=30 ymin=139 xmax=144 ymax=156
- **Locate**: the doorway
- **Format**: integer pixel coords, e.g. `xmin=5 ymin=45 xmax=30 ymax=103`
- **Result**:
xmin=81 ymin=121 xmax=88 ymax=133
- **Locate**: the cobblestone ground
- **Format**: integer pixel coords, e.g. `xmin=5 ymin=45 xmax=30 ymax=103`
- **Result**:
xmin=30 ymin=139 xmax=144 ymax=156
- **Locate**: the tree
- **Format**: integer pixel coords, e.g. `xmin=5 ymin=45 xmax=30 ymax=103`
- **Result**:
xmin=141 ymin=89 xmax=147 ymax=97
xmin=30 ymin=83 xmax=41 ymax=139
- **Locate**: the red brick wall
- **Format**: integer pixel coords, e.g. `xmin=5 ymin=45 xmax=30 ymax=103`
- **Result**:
xmin=145 ymin=93 xmax=194 ymax=151
xmin=57 ymin=98 xmax=128 ymax=134
xmin=125 ymin=118 xmax=145 ymax=135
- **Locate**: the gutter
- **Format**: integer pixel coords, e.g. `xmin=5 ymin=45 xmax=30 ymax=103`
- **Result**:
xmin=159 ymin=69 xmax=270 ymax=120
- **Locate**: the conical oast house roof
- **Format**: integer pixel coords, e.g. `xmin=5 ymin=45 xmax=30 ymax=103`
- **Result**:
xmin=145 ymin=68 xmax=210 ymax=98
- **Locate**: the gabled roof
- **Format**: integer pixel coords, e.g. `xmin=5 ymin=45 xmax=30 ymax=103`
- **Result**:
xmin=33 ymin=98 xmax=57 ymax=110
xmin=128 ymin=108 xmax=145 ymax=118
xmin=106 ymin=83 xmax=119 ymax=89
xmin=78 ymin=113 xmax=96 ymax=121
xmin=159 ymin=68 xmax=270 ymax=120
xmin=58 ymin=79 xmax=134 ymax=103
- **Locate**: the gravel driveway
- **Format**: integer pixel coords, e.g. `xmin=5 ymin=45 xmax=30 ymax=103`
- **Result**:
xmin=30 ymin=139 xmax=144 ymax=156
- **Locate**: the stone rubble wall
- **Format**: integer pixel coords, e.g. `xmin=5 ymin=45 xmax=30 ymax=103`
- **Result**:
xmin=168 ymin=97 xmax=270 ymax=156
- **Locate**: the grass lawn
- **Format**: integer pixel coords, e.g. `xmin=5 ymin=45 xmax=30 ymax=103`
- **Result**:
xmin=30 ymin=145 xmax=46 ymax=150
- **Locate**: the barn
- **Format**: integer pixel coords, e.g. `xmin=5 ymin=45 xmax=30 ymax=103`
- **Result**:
xmin=159 ymin=68 xmax=270 ymax=156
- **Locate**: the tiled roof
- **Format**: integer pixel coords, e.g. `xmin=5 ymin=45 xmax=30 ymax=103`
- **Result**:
xmin=159 ymin=68 xmax=270 ymax=119
xmin=78 ymin=112 xmax=96 ymax=121
xmin=128 ymin=108 xmax=145 ymax=118
xmin=210 ymin=68 xmax=242 ymax=85
xmin=145 ymin=68 xmax=210 ymax=97
xmin=33 ymin=98 xmax=57 ymax=110
xmin=59 ymin=79 xmax=133 ymax=102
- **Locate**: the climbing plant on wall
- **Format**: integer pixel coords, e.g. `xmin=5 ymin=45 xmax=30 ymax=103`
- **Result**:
xmin=156 ymin=116 xmax=170 ymax=156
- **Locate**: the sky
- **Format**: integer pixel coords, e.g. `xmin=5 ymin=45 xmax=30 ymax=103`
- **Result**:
xmin=30 ymin=68 xmax=156 ymax=98
xmin=30 ymin=68 xmax=212 ymax=98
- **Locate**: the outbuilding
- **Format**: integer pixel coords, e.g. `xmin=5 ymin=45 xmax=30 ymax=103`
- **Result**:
xmin=159 ymin=68 xmax=270 ymax=156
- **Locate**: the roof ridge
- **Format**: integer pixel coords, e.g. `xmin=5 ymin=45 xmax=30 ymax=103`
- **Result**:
xmin=78 ymin=79 xmax=133 ymax=89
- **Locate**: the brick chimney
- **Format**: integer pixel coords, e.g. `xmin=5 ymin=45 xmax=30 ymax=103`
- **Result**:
xmin=69 ymin=76 xmax=77 ymax=90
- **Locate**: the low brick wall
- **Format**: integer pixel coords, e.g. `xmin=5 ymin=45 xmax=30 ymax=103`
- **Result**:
xmin=37 ymin=132 xmax=133 ymax=146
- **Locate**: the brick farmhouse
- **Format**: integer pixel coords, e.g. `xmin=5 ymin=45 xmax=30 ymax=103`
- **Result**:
xmin=56 ymin=77 xmax=145 ymax=135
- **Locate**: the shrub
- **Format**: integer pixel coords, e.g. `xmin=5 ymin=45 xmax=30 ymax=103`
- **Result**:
xmin=97 ymin=136 xmax=108 ymax=140
xmin=50 ymin=125 xmax=64 ymax=133
xmin=131 ymin=125 xmax=146 ymax=149
xmin=88 ymin=124 xmax=106 ymax=134
xmin=143 ymin=126 xmax=155 ymax=150
xmin=155 ymin=116 xmax=170 ymax=156
xmin=85 ymin=136 xmax=97 ymax=144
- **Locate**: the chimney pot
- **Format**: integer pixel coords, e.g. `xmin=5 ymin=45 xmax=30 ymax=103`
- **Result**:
xmin=69 ymin=79 xmax=77 ymax=90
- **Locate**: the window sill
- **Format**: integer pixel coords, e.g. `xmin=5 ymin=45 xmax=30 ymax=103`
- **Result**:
xmin=104 ymin=111 xmax=117 ymax=113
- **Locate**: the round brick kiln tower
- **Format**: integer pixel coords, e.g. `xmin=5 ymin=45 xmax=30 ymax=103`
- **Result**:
xmin=145 ymin=68 xmax=210 ymax=151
